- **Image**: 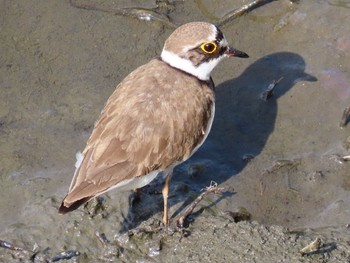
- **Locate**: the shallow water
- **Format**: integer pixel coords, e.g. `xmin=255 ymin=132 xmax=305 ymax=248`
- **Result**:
xmin=1 ymin=0 xmax=350 ymax=262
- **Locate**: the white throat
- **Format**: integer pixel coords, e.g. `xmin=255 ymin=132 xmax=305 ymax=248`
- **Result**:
xmin=161 ymin=49 xmax=224 ymax=81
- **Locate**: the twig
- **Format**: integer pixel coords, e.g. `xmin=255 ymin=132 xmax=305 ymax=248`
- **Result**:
xmin=340 ymin=106 xmax=350 ymax=128
xmin=176 ymin=181 xmax=224 ymax=228
xmin=95 ymin=231 xmax=110 ymax=246
xmin=260 ymin=76 xmax=284 ymax=101
xmin=300 ymin=237 xmax=323 ymax=256
xmin=343 ymin=155 xmax=350 ymax=161
xmin=217 ymin=0 xmax=274 ymax=26
xmin=0 ymin=239 xmax=29 ymax=252
xmin=69 ymin=0 xmax=177 ymax=28
xmin=52 ymin=250 xmax=80 ymax=262
xmin=127 ymin=225 xmax=164 ymax=237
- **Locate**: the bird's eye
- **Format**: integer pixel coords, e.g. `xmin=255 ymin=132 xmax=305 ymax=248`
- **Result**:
xmin=200 ymin=42 xmax=217 ymax=54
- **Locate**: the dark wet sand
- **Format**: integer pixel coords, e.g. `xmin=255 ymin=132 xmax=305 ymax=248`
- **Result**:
xmin=1 ymin=0 xmax=350 ymax=262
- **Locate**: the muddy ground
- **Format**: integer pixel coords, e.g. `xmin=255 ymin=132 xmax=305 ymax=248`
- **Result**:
xmin=1 ymin=0 xmax=350 ymax=262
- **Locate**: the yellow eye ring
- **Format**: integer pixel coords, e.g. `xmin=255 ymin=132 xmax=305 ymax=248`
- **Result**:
xmin=200 ymin=42 xmax=217 ymax=54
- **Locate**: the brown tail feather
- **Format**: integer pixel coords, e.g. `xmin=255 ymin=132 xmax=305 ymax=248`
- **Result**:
xmin=58 ymin=196 xmax=91 ymax=214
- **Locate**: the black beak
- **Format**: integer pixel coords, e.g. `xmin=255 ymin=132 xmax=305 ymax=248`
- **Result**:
xmin=225 ymin=46 xmax=249 ymax=58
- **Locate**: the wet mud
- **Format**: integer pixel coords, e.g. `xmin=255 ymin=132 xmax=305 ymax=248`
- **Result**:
xmin=1 ymin=0 xmax=350 ymax=262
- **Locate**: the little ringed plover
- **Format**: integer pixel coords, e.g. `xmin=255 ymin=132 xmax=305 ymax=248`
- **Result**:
xmin=59 ymin=21 xmax=249 ymax=225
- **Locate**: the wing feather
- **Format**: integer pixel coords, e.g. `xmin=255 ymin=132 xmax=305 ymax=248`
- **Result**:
xmin=60 ymin=59 xmax=215 ymax=210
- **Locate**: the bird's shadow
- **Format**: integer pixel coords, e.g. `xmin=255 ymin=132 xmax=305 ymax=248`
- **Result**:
xmin=118 ymin=52 xmax=317 ymax=232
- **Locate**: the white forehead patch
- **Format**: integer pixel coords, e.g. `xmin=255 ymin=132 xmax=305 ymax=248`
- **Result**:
xmin=209 ymin=24 xmax=218 ymax=41
xmin=212 ymin=24 xmax=229 ymax=47
xmin=220 ymin=37 xmax=228 ymax=47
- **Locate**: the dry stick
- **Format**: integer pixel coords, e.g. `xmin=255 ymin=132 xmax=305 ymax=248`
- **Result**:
xmin=0 ymin=239 xmax=28 ymax=252
xmin=300 ymin=237 xmax=323 ymax=256
xmin=340 ymin=106 xmax=350 ymax=128
xmin=343 ymin=155 xmax=350 ymax=161
xmin=95 ymin=231 xmax=110 ymax=246
xmin=69 ymin=0 xmax=177 ymax=28
xmin=260 ymin=76 xmax=284 ymax=101
xmin=217 ymin=0 xmax=274 ymax=26
xmin=69 ymin=0 xmax=273 ymax=29
xmin=52 ymin=250 xmax=80 ymax=262
xmin=176 ymin=182 xmax=224 ymax=228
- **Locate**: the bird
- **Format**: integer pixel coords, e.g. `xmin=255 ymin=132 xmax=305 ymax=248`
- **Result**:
xmin=58 ymin=21 xmax=248 ymax=225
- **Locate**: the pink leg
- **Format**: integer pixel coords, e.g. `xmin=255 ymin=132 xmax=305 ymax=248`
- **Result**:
xmin=162 ymin=174 xmax=171 ymax=225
